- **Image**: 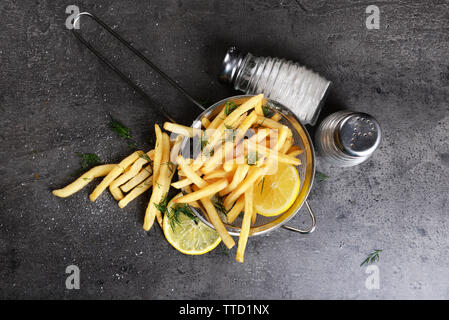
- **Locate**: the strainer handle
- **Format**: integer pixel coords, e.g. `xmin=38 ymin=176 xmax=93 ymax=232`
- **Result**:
xmin=281 ymin=201 xmax=316 ymax=234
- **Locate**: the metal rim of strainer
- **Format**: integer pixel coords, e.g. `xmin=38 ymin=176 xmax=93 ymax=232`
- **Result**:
xmin=178 ymin=95 xmax=316 ymax=237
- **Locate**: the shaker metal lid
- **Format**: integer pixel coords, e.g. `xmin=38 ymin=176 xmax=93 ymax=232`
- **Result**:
xmin=335 ymin=112 xmax=381 ymax=157
xmin=219 ymin=46 xmax=246 ymax=85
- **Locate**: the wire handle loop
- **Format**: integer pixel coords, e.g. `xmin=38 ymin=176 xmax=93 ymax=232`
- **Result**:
xmin=281 ymin=201 xmax=316 ymax=234
xmin=72 ymin=12 xmax=205 ymax=123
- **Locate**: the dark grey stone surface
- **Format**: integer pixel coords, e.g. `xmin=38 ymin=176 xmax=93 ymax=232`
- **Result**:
xmin=1 ymin=0 xmax=448 ymax=299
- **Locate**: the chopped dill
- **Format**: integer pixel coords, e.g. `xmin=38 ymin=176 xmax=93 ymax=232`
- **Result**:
xmin=262 ymin=104 xmax=274 ymax=118
xmin=110 ymin=118 xmax=132 ymax=140
xmin=224 ymin=101 xmax=239 ymax=116
xmin=110 ymin=118 xmax=138 ymax=149
xmin=201 ymin=136 xmax=208 ymax=150
xmin=75 ymin=152 xmax=101 ymax=170
xmin=315 ymin=171 xmax=329 ymax=182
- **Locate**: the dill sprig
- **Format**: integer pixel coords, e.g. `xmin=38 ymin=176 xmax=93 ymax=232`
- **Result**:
xmin=110 ymin=118 xmax=137 ymax=148
xmin=360 ymin=249 xmax=382 ymax=267
xmin=110 ymin=118 xmax=132 ymax=139
xmin=154 ymin=194 xmax=169 ymax=215
xmin=224 ymin=101 xmax=239 ymax=116
xmin=138 ymin=152 xmax=151 ymax=162
xmin=201 ymin=136 xmax=208 ymax=150
xmin=213 ymin=195 xmax=228 ymax=216
xmin=167 ymin=203 xmax=199 ymax=231
xmin=258 ymin=177 xmax=265 ymax=195
xmin=75 ymin=152 xmax=101 ymax=170
xmin=262 ymin=104 xmax=274 ymax=118
xmin=315 ymin=171 xmax=329 ymax=182
xmin=163 ymin=161 xmax=176 ymax=174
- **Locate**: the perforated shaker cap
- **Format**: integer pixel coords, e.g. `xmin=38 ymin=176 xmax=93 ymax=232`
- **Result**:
xmin=219 ymin=46 xmax=247 ymax=85
xmin=335 ymin=112 xmax=381 ymax=158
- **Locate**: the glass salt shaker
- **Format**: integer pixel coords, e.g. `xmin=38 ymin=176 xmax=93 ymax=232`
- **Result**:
xmin=219 ymin=46 xmax=331 ymax=125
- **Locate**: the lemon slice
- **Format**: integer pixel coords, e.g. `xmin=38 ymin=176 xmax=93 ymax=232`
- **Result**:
xmin=254 ymin=163 xmax=300 ymax=216
xmin=163 ymin=193 xmax=221 ymax=255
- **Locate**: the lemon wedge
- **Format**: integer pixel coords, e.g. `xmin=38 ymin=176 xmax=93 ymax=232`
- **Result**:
xmin=254 ymin=163 xmax=300 ymax=216
xmin=163 ymin=193 xmax=221 ymax=255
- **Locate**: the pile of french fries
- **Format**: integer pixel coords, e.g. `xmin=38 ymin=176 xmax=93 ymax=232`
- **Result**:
xmin=52 ymin=94 xmax=303 ymax=263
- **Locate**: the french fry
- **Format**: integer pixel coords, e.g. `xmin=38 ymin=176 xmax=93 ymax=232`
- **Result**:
xmin=275 ymin=126 xmax=289 ymax=151
xmin=109 ymin=150 xmax=154 ymax=201
xmin=89 ymin=151 xmax=141 ymax=202
xmin=118 ymin=175 xmax=153 ymax=208
xmin=247 ymin=140 xmax=301 ymax=166
xmin=234 ymin=111 xmax=258 ymax=144
xmin=255 ymin=116 xmax=288 ymax=130
xmin=223 ymin=167 xmax=266 ymax=210
xmin=221 ymin=124 xmax=264 ymax=170
xmin=194 ymin=95 xmax=264 ymax=170
xmin=217 ymin=95 xmax=263 ymax=144
xmin=287 ymin=149 xmax=303 ymax=157
xmin=287 ymin=145 xmax=303 ymax=154
xmin=271 ymin=113 xmax=281 ymax=122
xmin=170 ymin=135 xmax=184 ymax=163
xmin=174 ymin=179 xmax=228 ymax=204
xmin=219 ymin=164 xmax=249 ymax=196
xmin=222 ymin=141 xmax=246 ymax=170
xmin=181 ymin=185 xmax=201 ymax=209
xmin=120 ymin=164 xmax=152 ymax=193
xmin=156 ymin=133 xmax=176 ymax=226
xmin=279 ymin=136 xmax=293 ymax=154
xmin=201 ymin=141 xmax=226 ymax=174
xmin=201 ymin=116 xmax=210 ymax=129
xmin=171 ymin=178 xmax=192 ymax=189
xmin=233 ymin=113 xmax=248 ymax=129
xmin=255 ymin=100 xmax=264 ymax=116
xmin=177 ymin=156 xmax=207 ymax=188
xmin=52 ymin=164 xmax=116 ymax=198
xmin=207 ymin=104 xmax=227 ymax=130
xmin=190 ymin=129 xmax=214 ymax=171
xmin=251 ymin=205 xmax=257 ymax=225
xmin=109 ymin=185 xmax=124 ymax=201
xmin=226 ymin=195 xmax=245 ymax=223
xmin=236 ymin=184 xmax=254 ymax=263
xmin=254 ymin=128 xmax=270 ymax=143
xmin=198 ymin=196 xmax=235 ymax=249
xmin=152 ymin=124 xmax=163 ymax=188
xmin=163 ymin=122 xmax=195 ymax=138
xmin=144 ymin=133 xmax=172 ymax=230
xmin=223 ymin=161 xmax=237 ymax=172
xmin=203 ymin=169 xmax=233 ymax=180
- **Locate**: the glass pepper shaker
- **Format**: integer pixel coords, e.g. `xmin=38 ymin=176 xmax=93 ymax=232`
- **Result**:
xmin=219 ymin=46 xmax=331 ymax=125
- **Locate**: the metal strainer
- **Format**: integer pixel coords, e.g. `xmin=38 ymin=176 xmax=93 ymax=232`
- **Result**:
xmin=181 ymin=95 xmax=316 ymax=236
xmin=71 ymin=12 xmax=317 ymax=236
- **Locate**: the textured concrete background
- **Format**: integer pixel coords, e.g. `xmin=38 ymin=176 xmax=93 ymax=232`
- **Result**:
xmin=1 ymin=0 xmax=448 ymax=299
